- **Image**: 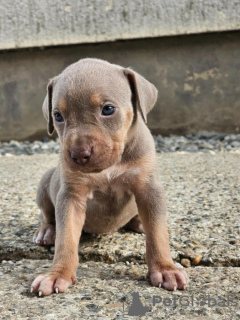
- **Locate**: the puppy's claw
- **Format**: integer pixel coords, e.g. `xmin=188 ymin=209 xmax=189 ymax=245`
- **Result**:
xmin=30 ymin=287 xmax=33 ymax=293
xmin=150 ymin=268 xmax=188 ymax=291
xmin=31 ymin=272 xmax=74 ymax=296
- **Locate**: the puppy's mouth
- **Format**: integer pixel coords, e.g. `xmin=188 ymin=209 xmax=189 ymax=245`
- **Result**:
xmin=64 ymin=145 xmax=122 ymax=174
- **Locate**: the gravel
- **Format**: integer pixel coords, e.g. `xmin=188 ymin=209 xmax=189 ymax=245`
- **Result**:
xmin=1 ymin=132 xmax=240 ymax=156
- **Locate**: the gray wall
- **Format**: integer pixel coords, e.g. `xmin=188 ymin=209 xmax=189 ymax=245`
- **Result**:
xmin=1 ymin=0 xmax=240 ymax=50
xmin=0 ymin=32 xmax=240 ymax=141
xmin=1 ymin=0 xmax=240 ymax=140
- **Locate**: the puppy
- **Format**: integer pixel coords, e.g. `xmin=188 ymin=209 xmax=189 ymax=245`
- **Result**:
xmin=31 ymin=58 xmax=188 ymax=296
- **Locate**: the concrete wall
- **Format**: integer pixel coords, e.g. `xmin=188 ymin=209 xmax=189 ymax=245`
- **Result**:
xmin=1 ymin=0 xmax=240 ymax=140
xmin=1 ymin=0 xmax=240 ymax=50
xmin=0 ymin=32 xmax=240 ymax=141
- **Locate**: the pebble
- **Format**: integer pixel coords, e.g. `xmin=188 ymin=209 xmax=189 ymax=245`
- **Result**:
xmin=192 ymin=255 xmax=202 ymax=266
xmin=1 ymin=132 xmax=240 ymax=156
xmin=114 ymin=266 xmax=122 ymax=274
xmin=180 ymin=258 xmax=191 ymax=268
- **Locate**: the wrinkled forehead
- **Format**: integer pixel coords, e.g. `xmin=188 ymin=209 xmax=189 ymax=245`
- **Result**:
xmin=52 ymin=63 xmax=132 ymax=107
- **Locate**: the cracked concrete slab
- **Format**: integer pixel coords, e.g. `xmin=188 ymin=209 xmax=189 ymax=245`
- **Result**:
xmin=0 ymin=260 xmax=240 ymax=319
xmin=0 ymin=152 xmax=240 ymax=318
xmin=0 ymin=153 xmax=239 ymax=266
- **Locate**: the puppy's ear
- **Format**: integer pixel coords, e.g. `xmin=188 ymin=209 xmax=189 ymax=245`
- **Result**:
xmin=42 ymin=78 xmax=56 ymax=135
xmin=124 ymin=68 xmax=158 ymax=123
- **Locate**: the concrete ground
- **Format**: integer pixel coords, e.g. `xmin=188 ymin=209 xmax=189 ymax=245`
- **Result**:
xmin=0 ymin=152 xmax=239 ymax=319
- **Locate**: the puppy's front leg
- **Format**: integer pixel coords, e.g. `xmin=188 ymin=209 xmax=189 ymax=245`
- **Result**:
xmin=134 ymin=177 xmax=188 ymax=291
xmin=31 ymin=187 xmax=87 ymax=296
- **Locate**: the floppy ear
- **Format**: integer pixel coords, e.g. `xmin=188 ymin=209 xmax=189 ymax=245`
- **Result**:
xmin=42 ymin=78 xmax=55 ymax=135
xmin=124 ymin=68 xmax=158 ymax=123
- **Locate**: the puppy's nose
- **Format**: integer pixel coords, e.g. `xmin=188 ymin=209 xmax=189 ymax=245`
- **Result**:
xmin=70 ymin=148 xmax=92 ymax=165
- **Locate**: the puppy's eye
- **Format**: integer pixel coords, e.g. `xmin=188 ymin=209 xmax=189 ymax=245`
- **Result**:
xmin=54 ymin=112 xmax=64 ymax=122
xmin=101 ymin=105 xmax=115 ymax=116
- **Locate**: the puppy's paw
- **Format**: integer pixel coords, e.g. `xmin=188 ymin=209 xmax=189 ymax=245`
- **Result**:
xmin=149 ymin=267 xmax=188 ymax=291
xmin=124 ymin=215 xmax=145 ymax=233
xmin=31 ymin=271 xmax=77 ymax=296
xmin=33 ymin=223 xmax=56 ymax=246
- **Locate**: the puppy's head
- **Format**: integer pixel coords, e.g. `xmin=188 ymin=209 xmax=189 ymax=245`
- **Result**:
xmin=42 ymin=58 xmax=157 ymax=173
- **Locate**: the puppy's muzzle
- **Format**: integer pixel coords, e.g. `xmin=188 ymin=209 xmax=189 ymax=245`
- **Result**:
xmin=69 ymin=147 xmax=92 ymax=165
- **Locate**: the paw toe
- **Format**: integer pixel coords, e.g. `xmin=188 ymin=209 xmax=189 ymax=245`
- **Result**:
xmin=54 ymin=278 xmax=72 ymax=293
xmin=31 ymin=272 xmax=75 ymax=296
xmin=150 ymin=268 xmax=188 ymax=291
xmin=174 ymin=270 xmax=188 ymax=290
xmin=33 ymin=224 xmax=55 ymax=246
xmin=43 ymin=228 xmax=56 ymax=245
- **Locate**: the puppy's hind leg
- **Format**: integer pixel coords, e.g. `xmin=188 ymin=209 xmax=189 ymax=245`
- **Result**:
xmin=33 ymin=168 xmax=56 ymax=246
xmin=124 ymin=215 xmax=145 ymax=233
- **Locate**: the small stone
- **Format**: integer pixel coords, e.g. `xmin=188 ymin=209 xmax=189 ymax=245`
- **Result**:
xmin=201 ymin=258 xmax=213 ymax=266
xmin=176 ymin=247 xmax=194 ymax=258
xmin=231 ymin=141 xmax=240 ymax=148
xmin=172 ymin=291 xmax=182 ymax=295
xmin=15 ymin=229 xmax=25 ymax=236
xmin=174 ymin=262 xmax=183 ymax=269
xmin=192 ymin=255 xmax=202 ymax=266
xmin=226 ymin=145 xmax=232 ymax=151
xmin=54 ymin=145 xmax=61 ymax=152
xmin=31 ymin=144 xmax=40 ymax=151
xmin=180 ymin=258 xmax=191 ymax=268
xmin=42 ymin=314 xmax=57 ymax=319
xmin=9 ymin=140 xmax=21 ymax=148
xmin=41 ymin=144 xmax=49 ymax=150
xmin=108 ymin=256 xmax=115 ymax=262
xmin=130 ymin=265 xmax=140 ymax=276
xmin=114 ymin=266 xmax=122 ymax=274
xmin=236 ymin=311 xmax=240 ymax=318
xmin=199 ymin=142 xmax=214 ymax=150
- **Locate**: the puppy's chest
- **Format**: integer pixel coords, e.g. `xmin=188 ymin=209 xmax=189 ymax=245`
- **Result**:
xmin=83 ymin=165 xmax=139 ymax=233
xmin=87 ymin=166 xmax=139 ymax=200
